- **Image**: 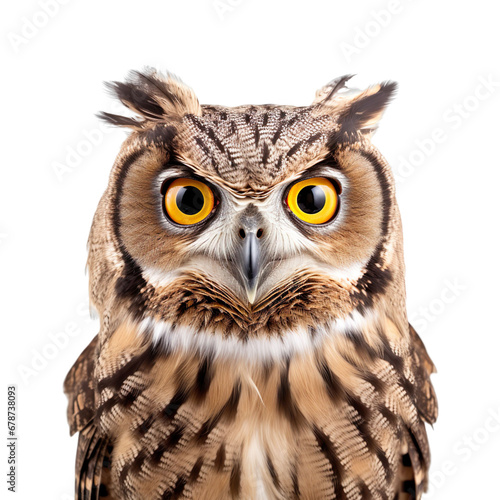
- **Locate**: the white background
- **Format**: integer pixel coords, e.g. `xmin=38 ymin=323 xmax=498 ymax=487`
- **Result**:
xmin=1 ymin=1 xmax=499 ymax=498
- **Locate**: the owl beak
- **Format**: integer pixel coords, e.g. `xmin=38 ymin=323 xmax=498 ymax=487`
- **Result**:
xmin=240 ymin=231 xmax=261 ymax=305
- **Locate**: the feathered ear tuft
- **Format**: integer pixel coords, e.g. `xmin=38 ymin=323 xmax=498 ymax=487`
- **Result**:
xmin=338 ymin=81 xmax=397 ymax=135
xmin=97 ymin=68 xmax=202 ymax=130
xmin=313 ymin=77 xmax=397 ymax=138
xmin=312 ymin=74 xmax=356 ymax=106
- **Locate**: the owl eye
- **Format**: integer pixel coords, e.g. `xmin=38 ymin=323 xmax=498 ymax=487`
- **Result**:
xmin=163 ymin=178 xmax=215 ymax=225
xmin=286 ymin=177 xmax=339 ymax=225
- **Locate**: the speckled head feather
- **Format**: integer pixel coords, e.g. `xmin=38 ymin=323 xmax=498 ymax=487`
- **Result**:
xmin=65 ymin=69 xmax=436 ymax=500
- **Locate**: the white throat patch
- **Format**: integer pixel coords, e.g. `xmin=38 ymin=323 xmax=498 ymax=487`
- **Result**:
xmin=137 ymin=308 xmax=375 ymax=363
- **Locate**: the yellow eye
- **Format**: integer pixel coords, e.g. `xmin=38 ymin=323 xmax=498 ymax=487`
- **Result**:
xmin=286 ymin=177 xmax=339 ymax=224
xmin=164 ymin=178 xmax=215 ymax=225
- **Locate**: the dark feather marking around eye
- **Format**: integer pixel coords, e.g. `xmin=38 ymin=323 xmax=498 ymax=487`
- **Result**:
xmin=361 ymin=150 xmax=392 ymax=236
xmin=112 ymin=149 xmax=148 ymax=315
xmin=160 ymin=157 xmax=202 ymax=179
xmin=351 ymin=150 xmax=394 ymax=309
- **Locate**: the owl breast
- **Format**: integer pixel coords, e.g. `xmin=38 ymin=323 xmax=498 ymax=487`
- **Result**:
xmin=94 ymin=314 xmax=426 ymax=500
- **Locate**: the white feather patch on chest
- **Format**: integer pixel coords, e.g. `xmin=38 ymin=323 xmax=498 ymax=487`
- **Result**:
xmin=137 ymin=308 xmax=375 ymax=363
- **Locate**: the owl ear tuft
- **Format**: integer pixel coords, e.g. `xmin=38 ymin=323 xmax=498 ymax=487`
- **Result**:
xmin=313 ymin=77 xmax=397 ymax=137
xmin=312 ymin=74 xmax=356 ymax=105
xmin=97 ymin=68 xmax=202 ymax=129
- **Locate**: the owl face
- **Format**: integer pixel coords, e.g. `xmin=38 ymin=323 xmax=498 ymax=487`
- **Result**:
xmin=92 ymin=71 xmax=401 ymax=355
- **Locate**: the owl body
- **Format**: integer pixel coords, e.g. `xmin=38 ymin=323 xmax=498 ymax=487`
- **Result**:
xmin=65 ymin=71 xmax=437 ymax=500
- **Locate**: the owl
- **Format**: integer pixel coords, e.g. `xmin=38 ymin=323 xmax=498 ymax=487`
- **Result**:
xmin=64 ymin=69 xmax=437 ymax=500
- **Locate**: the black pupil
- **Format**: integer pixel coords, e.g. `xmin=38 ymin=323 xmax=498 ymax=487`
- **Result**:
xmin=176 ymin=186 xmax=204 ymax=215
xmin=297 ymin=185 xmax=326 ymax=214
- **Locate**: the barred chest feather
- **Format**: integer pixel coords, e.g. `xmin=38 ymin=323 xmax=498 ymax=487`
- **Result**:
xmin=81 ymin=312 xmax=435 ymax=500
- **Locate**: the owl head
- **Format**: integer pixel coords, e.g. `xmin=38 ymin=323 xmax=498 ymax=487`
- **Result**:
xmin=89 ymin=69 xmax=403 ymax=359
